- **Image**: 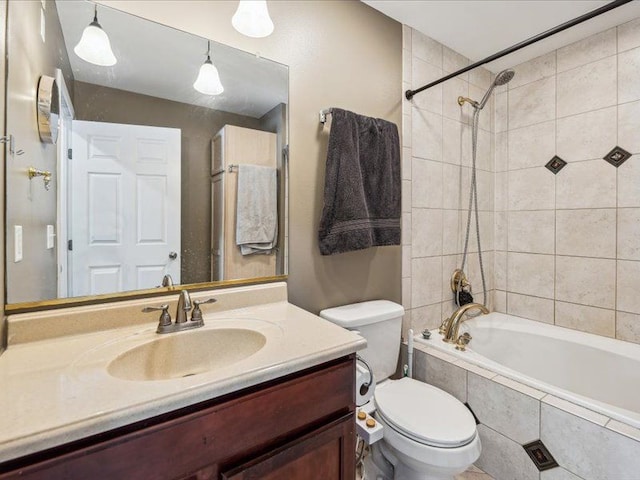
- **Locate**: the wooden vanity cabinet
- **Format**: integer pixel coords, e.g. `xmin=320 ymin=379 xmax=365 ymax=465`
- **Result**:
xmin=0 ymin=356 xmax=355 ymax=480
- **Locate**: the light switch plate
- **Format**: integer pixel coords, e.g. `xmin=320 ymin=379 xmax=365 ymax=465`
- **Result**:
xmin=47 ymin=224 xmax=55 ymax=249
xmin=14 ymin=225 xmax=23 ymax=262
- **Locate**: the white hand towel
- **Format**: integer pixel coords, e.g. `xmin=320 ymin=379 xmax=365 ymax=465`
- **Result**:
xmin=236 ymin=165 xmax=278 ymax=255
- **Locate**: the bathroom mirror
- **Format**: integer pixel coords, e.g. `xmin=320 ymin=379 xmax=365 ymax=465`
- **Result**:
xmin=4 ymin=0 xmax=288 ymax=308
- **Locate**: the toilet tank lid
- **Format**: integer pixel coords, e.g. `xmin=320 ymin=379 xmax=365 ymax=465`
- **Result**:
xmin=319 ymin=300 xmax=405 ymax=328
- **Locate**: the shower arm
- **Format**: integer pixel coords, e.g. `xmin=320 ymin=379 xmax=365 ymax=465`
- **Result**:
xmin=405 ymin=0 xmax=633 ymax=100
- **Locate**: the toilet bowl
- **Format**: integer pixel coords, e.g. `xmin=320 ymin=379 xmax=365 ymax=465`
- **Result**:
xmin=369 ymin=378 xmax=481 ymax=480
xmin=319 ymin=300 xmax=481 ymax=480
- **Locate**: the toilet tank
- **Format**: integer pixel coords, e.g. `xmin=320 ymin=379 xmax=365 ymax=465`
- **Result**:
xmin=320 ymin=300 xmax=404 ymax=383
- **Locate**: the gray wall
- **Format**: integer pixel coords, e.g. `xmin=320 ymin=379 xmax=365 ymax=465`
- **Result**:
xmin=101 ymin=0 xmax=403 ymax=314
xmin=73 ymin=81 xmax=267 ymax=284
xmin=5 ymin=0 xmax=74 ymax=304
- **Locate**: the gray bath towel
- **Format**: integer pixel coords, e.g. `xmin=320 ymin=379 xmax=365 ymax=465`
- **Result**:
xmin=319 ymin=108 xmax=401 ymax=255
xmin=236 ymin=164 xmax=278 ymax=255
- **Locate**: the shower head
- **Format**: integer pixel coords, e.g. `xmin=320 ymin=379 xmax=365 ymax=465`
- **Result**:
xmin=477 ymin=68 xmax=515 ymax=109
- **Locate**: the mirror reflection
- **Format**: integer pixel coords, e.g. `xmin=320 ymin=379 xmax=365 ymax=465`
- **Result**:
xmin=5 ymin=0 xmax=289 ymax=305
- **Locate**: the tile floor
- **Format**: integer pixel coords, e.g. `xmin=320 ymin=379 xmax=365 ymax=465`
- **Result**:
xmin=356 ymin=464 xmax=493 ymax=479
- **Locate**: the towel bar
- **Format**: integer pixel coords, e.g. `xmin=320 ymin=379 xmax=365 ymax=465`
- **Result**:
xmin=319 ymin=108 xmax=332 ymax=124
xmin=211 ymin=164 xmax=239 ymax=178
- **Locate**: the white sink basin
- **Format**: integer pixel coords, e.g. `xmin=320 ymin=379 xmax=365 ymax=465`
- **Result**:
xmin=107 ymin=328 xmax=267 ymax=381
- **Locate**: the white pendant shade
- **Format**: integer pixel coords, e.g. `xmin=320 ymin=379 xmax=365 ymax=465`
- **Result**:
xmin=73 ymin=13 xmax=116 ymax=67
xmin=232 ymin=0 xmax=274 ymax=38
xmin=193 ymin=58 xmax=224 ymax=96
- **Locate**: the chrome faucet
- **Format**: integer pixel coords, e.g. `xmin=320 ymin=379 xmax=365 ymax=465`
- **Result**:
xmin=143 ymin=290 xmax=217 ymax=334
xmin=440 ymin=302 xmax=489 ymax=345
xmin=161 ymin=274 xmax=174 ymax=288
xmin=175 ymin=290 xmax=192 ymax=324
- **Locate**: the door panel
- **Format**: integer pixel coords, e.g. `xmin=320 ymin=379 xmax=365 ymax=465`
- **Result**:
xmin=71 ymin=120 xmax=181 ymax=296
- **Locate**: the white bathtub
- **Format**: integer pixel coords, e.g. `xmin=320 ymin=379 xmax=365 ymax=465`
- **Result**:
xmin=415 ymin=312 xmax=640 ymax=429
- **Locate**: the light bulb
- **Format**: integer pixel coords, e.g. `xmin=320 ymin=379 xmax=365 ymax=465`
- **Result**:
xmin=232 ymin=0 xmax=274 ymax=38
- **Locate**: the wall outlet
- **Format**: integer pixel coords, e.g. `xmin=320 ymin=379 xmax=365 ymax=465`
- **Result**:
xmin=14 ymin=226 xmax=23 ymax=262
xmin=47 ymin=225 xmax=55 ymax=249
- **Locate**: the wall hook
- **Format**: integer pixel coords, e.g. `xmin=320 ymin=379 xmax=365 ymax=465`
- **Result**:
xmin=28 ymin=167 xmax=52 ymax=191
xmin=0 ymin=135 xmax=23 ymax=156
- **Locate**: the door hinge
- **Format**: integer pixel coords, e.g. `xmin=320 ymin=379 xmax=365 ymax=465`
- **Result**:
xmin=68 ymin=240 xmax=73 ymax=251
xmin=67 ymin=148 xmax=72 ymax=160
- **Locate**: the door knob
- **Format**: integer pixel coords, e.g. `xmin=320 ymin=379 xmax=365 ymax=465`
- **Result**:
xmin=169 ymin=251 xmax=178 ymax=260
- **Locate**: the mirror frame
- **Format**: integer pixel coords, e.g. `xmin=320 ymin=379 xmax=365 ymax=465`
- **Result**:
xmin=4 ymin=2 xmax=290 ymax=314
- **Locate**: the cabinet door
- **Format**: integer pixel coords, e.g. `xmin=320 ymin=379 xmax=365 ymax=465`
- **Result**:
xmin=221 ymin=415 xmax=355 ymax=480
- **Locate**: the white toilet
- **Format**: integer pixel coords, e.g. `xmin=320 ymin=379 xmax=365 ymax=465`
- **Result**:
xmin=320 ymin=300 xmax=481 ymax=480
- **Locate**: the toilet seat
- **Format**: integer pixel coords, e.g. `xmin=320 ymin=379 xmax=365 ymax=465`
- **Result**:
xmin=374 ymin=377 xmax=477 ymax=448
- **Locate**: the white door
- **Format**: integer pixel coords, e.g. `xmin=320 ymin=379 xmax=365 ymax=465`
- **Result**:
xmin=71 ymin=120 xmax=181 ymax=297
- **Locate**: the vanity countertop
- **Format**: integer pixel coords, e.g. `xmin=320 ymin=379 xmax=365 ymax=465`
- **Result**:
xmin=0 ymin=283 xmax=366 ymax=464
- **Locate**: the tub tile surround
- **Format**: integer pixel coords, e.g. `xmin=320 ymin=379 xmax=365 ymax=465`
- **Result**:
xmin=402 ymin=25 xmax=496 ymax=339
xmin=413 ymin=343 xmax=640 ymax=480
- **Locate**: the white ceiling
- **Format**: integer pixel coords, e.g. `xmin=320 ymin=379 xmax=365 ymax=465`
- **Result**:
xmin=363 ymin=0 xmax=640 ymax=73
xmin=55 ymin=1 xmax=288 ymax=118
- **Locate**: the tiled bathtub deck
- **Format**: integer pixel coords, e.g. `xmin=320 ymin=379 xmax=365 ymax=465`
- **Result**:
xmin=413 ymin=342 xmax=640 ymax=480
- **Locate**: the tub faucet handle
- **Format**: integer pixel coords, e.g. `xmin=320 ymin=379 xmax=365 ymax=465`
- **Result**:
xmin=455 ymin=332 xmax=472 ymax=351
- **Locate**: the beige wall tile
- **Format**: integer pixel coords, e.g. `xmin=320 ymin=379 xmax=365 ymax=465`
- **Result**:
xmin=507 ymin=252 xmax=555 ymax=299
xmin=402 ymin=277 xmax=411 ymax=310
xmin=494 ymin=290 xmax=507 ymax=312
xmin=508 ymin=76 xmax=556 ymax=129
xmin=412 ymin=108 xmax=442 ymax=161
xmin=495 ymin=211 xmax=507 ymax=251
xmin=403 ymin=112 xmax=412 ymax=148
xmin=507 ymin=293 xmax=555 ymax=324
xmin=411 ymin=29 xmax=442 ymax=67
xmin=413 ymin=350 xmax=467 ymax=402
xmin=403 ymin=48 xmax=412 ymax=84
xmin=402 ymin=246 xmax=412 ymax=278
xmin=443 ymin=46 xmax=469 ymax=75
xmin=556 ymin=160 xmax=616 ymax=209
xmin=495 ymin=131 xmax=508 ymax=172
xmin=402 ymin=25 xmax=412 ymax=51
xmin=475 ymin=425 xmax=540 ymax=480
xmin=541 ymin=403 xmax=640 ymax=480
xmin=412 ymin=208 xmax=443 ymax=257
xmin=402 ymin=147 xmax=412 ymax=180
xmin=508 ymin=210 xmax=555 ymax=254
xmin=541 ymin=467 xmax=583 ymax=480
xmin=469 ymin=66 xmax=491 ymax=90
xmin=618 ymin=260 xmax=640 ymax=314
xmin=442 ymin=210 xmax=462 ymax=255
xmin=411 ymin=256 xmax=443 ymax=307
xmin=556 ymin=107 xmax=617 ymax=162
xmin=618 ymin=17 xmax=640 ymax=53
xmin=495 ymin=171 xmax=507 ymax=212
xmin=411 ymin=57 xmax=443 ymax=114
xmin=495 ymin=251 xmax=507 ymax=290
xmin=508 ymin=120 xmax=555 ymax=170
xmin=619 ymin=47 xmax=640 ymax=104
xmin=542 ymin=395 xmax=609 ymax=426
xmin=442 ymin=76 xmax=467 ymax=122
xmin=556 ymin=256 xmax=616 ymax=309
xmin=442 ymin=117 xmax=462 ymax=165
xmin=402 ymin=179 xmax=411 ymax=213
xmin=616 ymin=311 xmax=640 ymax=344
xmin=557 ymin=28 xmax=616 ymax=73
xmin=557 ymin=56 xmax=616 ymax=117
xmin=442 ymin=163 xmax=462 ymax=209
xmin=494 ymin=91 xmax=508 ymax=133
xmin=402 ymin=211 xmax=412 ymax=245
xmin=508 ymin=167 xmax=555 ymax=211
xmin=607 ymin=419 xmax=640 ymax=443
xmin=509 ymin=51 xmax=556 ymax=89
xmin=412 ymin=158 xmax=443 ymax=208
xmin=556 ymin=208 xmax=616 ymax=258
xmin=618 ymin=101 xmax=640 ymax=155
xmin=555 ymin=301 xmax=615 ymax=337
xmin=618 ymin=156 xmax=640 ymax=207
xmin=410 ymin=303 xmax=443 ymax=332
xmin=618 ymin=208 xmax=640 ymax=260
xmin=468 ymin=372 xmax=540 ymax=444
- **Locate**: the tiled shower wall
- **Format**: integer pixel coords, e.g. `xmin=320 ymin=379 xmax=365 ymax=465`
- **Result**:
xmin=402 ymin=17 xmax=640 ymax=346
xmin=401 ymin=26 xmax=496 ymax=339
xmin=494 ymin=17 xmax=640 ymax=344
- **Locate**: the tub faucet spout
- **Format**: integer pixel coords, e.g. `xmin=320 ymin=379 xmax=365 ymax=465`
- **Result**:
xmin=442 ymin=303 xmax=489 ymax=344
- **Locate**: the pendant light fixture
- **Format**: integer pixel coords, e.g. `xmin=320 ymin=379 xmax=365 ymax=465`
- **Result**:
xmin=193 ymin=41 xmax=224 ymax=96
xmin=232 ymin=0 xmax=274 ymax=38
xmin=73 ymin=5 xmax=117 ymax=67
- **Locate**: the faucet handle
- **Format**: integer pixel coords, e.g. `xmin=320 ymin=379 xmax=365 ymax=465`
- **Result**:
xmin=191 ymin=298 xmax=217 ymax=323
xmin=455 ymin=332 xmax=472 ymax=351
xmin=142 ymin=304 xmax=172 ymax=328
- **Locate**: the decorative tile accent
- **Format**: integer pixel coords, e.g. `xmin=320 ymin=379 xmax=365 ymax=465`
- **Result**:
xmin=545 ymin=155 xmax=567 ymax=174
xmin=523 ymin=440 xmax=559 ymax=471
xmin=603 ymin=145 xmax=631 ymax=167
